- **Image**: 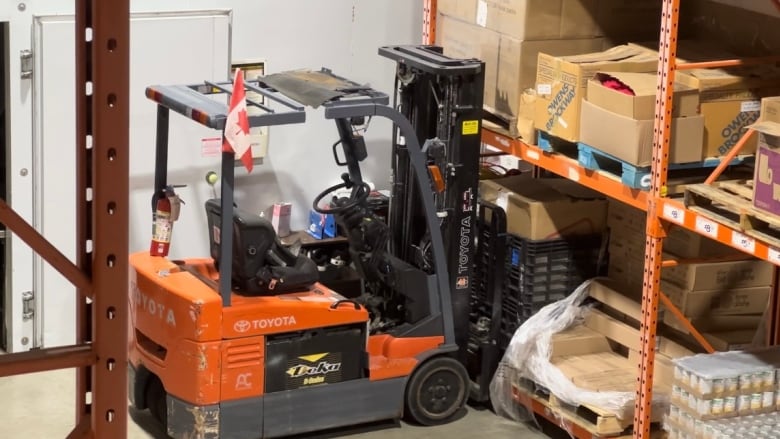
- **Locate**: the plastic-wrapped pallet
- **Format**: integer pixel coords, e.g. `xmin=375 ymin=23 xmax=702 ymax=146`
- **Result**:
xmin=489 ymin=279 xmax=670 ymax=433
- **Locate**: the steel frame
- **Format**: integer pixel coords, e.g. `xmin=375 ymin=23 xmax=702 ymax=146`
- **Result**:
xmin=0 ymin=1 xmax=129 ymax=438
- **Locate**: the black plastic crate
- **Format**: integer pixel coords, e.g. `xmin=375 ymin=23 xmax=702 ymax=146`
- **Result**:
xmin=498 ymin=234 xmax=604 ymax=348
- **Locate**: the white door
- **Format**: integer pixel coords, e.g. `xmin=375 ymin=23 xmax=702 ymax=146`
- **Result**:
xmin=22 ymin=10 xmax=231 ymax=350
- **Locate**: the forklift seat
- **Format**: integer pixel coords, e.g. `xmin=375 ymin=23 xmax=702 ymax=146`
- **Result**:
xmin=205 ymin=199 xmax=319 ymax=295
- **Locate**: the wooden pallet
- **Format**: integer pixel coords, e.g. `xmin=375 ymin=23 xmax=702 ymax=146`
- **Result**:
xmin=577 ymin=142 xmax=749 ymax=190
xmin=684 ymin=180 xmax=780 ymax=249
xmin=511 ymin=381 xmax=666 ymax=439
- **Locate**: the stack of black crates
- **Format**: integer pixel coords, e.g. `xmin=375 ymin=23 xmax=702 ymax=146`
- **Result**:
xmin=466 ymin=199 xmax=605 ymax=402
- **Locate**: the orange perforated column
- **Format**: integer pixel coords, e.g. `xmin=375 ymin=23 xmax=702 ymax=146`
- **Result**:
xmin=633 ymin=1 xmax=680 ymax=438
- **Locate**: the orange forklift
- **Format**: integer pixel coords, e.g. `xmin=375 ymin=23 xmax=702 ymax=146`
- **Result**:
xmin=128 ymin=46 xmax=485 ymax=438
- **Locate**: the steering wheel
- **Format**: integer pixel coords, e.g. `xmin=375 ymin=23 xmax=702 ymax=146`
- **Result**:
xmin=312 ymin=180 xmax=371 ymax=215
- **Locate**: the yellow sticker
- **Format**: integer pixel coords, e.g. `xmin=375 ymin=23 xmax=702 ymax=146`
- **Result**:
xmin=462 ymin=120 xmax=479 ymax=135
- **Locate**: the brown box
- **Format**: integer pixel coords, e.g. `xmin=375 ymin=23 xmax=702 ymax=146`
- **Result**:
xmin=437 ymin=0 xmax=602 ymax=41
xmin=663 ymin=259 xmax=774 ymax=292
xmin=703 ymin=330 xmax=758 ymax=352
xmin=437 ymin=13 xmax=604 ymax=118
xmin=438 ymin=0 xmax=664 ymax=41
xmin=663 ymin=225 xmax=739 ymax=259
xmin=674 ymin=67 xmax=780 ymax=158
xmin=587 ymin=72 xmax=699 ymax=120
xmin=760 ymin=96 xmax=780 ymax=123
xmin=662 ymin=281 xmax=772 ymax=318
xmin=584 ymin=309 xmax=694 ymax=358
xmin=496 ymin=37 xmax=605 ymax=117
xmin=550 ymin=325 xmax=612 ymax=358
xmin=579 ymin=100 xmax=704 ymax=167
xmin=478 ymin=175 xmax=607 ymax=240
xmin=629 ymin=349 xmax=676 ymax=388
xmin=608 ymin=228 xmax=646 ymax=253
xmin=534 ymin=45 xmax=658 ymax=142
xmin=663 ymin=314 xmax=763 ymax=334
xmin=607 ymin=199 xmax=646 ymax=234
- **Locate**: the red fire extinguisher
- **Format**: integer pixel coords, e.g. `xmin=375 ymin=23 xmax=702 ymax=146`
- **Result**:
xmin=150 ymin=186 xmax=183 ymax=257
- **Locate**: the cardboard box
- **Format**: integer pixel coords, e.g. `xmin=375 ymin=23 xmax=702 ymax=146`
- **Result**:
xmin=534 ymin=45 xmax=659 ymax=142
xmin=584 ymin=309 xmax=694 ymax=358
xmin=662 ymin=281 xmax=771 ymax=318
xmin=760 ymin=96 xmax=780 ymax=123
xmin=627 ymin=40 xmax=779 ymax=158
xmin=673 ymin=67 xmax=780 ymax=158
xmin=587 ymin=72 xmax=699 ymax=120
xmin=663 ymin=314 xmax=763 ymax=334
xmin=752 ymin=120 xmax=780 ymax=216
xmin=437 ymin=0 xmax=602 ymax=41
xmin=437 ymin=13 xmax=604 ymax=118
xmin=629 ymin=348 xmax=676 ymax=388
xmin=438 ymin=0 xmax=664 ymax=41
xmin=478 ymin=175 xmax=607 ymax=240
xmin=703 ymin=330 xmax=758 ymax=352
xmin=663 ymin=225 xmax=739 ymax=258
xmin=663 ymin=259 xmax=774 ymax=292
xmin=550 ymin=326 xmax=612 ymax=358
xmin=495 ymin=37 xmax=605 ymax=117
xmin=698 ymin=96 xmax=763 ymax=158
xmin=579 ymin=100 xmax=704 ymax=167
xmin=607 ymin=199 xmax=646 ymax=234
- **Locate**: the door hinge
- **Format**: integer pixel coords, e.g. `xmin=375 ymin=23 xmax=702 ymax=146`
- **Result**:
xmin=22 ymin=291 xmax=34 ymax=320
xmin=20 ymin=49 xmax=33 ymax=79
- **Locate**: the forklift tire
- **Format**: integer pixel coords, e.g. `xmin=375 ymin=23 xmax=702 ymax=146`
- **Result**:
xmin=404 ymin=356 xmax=469 ymax=426
xmin=146 ymin=375 xmax=167 ymax=429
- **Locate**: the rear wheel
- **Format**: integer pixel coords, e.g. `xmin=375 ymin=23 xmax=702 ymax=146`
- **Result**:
xmin=404 ymin=356 xmax=468 ymax=426
xmin=146 ymin=375 xmax=167 ymax=428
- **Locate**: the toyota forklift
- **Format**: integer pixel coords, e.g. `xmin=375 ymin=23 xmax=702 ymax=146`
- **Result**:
xmin=128 ymin=46 xmax=486 ymax=438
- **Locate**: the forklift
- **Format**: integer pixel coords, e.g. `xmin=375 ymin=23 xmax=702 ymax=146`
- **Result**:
xmin=128 ymin=46 xmax=486 ymax=438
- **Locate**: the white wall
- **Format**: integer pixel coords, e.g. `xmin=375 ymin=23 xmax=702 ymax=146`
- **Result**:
xmin=3 ymin=0 xmax=422 ymax=242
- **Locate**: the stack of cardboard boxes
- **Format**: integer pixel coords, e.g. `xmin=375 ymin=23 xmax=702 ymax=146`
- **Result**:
xmin=672 ymin=67 xmax=779 ymax=160
xmin=436 ymin=0 xmax=780 ymax=164
xmin=435 ymin=0 xmax=661 ymax=141
xmin=606 ymin=199 xmax=775 ymax=351
xmin=535 ymin=39 xmax=780 ymax=161
xmin=579 ymin=71 xmax=704 ymax=166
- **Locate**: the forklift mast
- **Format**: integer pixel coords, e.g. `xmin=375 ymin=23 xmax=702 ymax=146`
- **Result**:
xmin=378 ymin=46 xmax=486 ymax=358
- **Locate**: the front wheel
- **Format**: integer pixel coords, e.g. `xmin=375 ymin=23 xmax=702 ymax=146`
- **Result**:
xmin=404 ymin=356 xmax=468 ymax=426
xmin=146 ymin=374 xmax=167 ymax=429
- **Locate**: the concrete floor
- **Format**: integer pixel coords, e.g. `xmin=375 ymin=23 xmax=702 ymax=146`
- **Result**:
xmin=0 ymin=369 xmax=551 ymax=438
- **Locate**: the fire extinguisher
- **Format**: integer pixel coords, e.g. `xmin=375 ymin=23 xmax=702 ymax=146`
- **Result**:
xmin=150 ymin=186 xmax=183 ymax=257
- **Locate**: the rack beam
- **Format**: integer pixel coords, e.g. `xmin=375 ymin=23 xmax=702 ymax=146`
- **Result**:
xmin=0 ymin=344 xmax=95 ymax=377
xmin=480 ymin=132 xmax=647 ymax=210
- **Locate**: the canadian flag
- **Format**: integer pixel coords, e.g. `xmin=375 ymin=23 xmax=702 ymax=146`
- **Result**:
xmin=222 ymin=68 xmax=253 ymax=172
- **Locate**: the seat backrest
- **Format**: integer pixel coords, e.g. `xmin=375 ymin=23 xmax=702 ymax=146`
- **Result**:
xmin=205 ymin=198 xmax=276 ymax=282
